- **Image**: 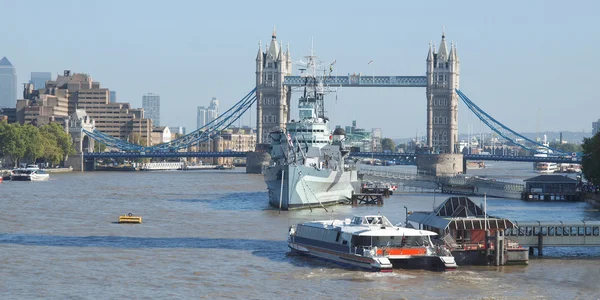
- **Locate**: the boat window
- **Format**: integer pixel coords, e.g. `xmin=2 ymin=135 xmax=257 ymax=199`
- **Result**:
xmin=563 ymin=227 xmax=570 ymax=236
xmin=556 ymin=227 xmax=563 ymax=236
xmin=335 ymin=232 xmax=341 ymax=242
xmin=533 ymin=227 xmax=540 ymax=235
xmin=585 ymin=226 xmax=592 ymax=236
xmin=573 ymin=227 xmax=581 ymax=236
xmin=593 ymin=227 xmax=599 ymax=236
xmin=351 ymin=217 xmax=361 ymax=225
xmin=578 ymin=227 xmax=585 ymax=236
xmin=541 ymin=227 xmax=547 ymax=235
xmin=548 ymin=227 xmax=555 ymax=236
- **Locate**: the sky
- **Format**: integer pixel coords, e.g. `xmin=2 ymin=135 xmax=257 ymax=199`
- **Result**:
xmin=1 ymin=0 xmax=598 ymax=139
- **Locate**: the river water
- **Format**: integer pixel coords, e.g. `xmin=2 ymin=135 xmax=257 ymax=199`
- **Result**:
xmin=0 ymin=162 xmax=598 ymax=299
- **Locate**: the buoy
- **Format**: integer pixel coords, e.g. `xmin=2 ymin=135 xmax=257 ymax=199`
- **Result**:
xmin=118 ymin=213 xmax=142 ymax=224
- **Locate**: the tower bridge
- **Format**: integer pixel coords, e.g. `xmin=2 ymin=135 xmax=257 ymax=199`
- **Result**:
xmin=74 ymin=29 xmax=571 ymax=174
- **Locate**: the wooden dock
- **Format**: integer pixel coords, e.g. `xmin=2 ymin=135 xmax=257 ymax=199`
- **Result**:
xmin=351 ymin=193 xmax=383 ymax=206
xmin=360 ymin=187 xmax=391 ymax=197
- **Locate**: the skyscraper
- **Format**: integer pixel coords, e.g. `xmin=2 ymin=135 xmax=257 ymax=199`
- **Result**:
xmin=0 ymin=57 xmax=17 ymax=108
xmin=197 ymin=97 xmax=220 ymax=129
xmin=29 ymin=72 xmax=52 ymax=90
xmin=142 ymin=93 xmax=160 ymax=126
xmin=209 ymin=97 xmax=219 ymax=116
xmin=110 ymin=91 xmax=117 ymax=103
xmin=593 ymin=119 xmax=600 ymax=136
xmin=197 ymin=106 xmax=207 ymax=129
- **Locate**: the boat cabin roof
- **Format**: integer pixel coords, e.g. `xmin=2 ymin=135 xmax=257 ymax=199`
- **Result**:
xmin=301 ymin=215 xmax=438 ymax=237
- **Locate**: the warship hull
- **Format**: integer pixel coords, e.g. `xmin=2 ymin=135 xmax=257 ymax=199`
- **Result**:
xmin=265 ymin=164 xmax=359 ymax=210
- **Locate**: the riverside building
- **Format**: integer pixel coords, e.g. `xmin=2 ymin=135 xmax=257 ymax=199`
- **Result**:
xmin=16 ymin=70 xmax=152 ymax=145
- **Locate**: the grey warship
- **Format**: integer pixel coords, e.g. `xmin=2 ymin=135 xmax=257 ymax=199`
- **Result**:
xmin=263 ymin=52 xmax=360 ymax=210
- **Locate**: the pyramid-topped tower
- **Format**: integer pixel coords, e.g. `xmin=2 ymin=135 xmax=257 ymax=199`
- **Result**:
xmin=0 ymin=56 xmax=17 ymax=109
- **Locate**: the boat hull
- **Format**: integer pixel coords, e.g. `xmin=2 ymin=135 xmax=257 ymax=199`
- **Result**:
xmin=289 ymin=242 xmax=392 ymax=272
xmin=10 ymin=174 xmax=49 ymax=181
xmin=264 ymin=164 xmax=359 ymax=210
xmin=389 ymin=256 xmax=457 ymax=270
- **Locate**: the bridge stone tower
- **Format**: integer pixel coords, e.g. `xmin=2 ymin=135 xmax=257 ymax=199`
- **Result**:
xmin=255 ymin=28 xmax=292 ymax=144
xmin=418 ymin=32 xmax=463 ymax=176
xmin=247 ymin=29 xmax=292 ymax=174
xmin=426 ymin=32 xmax=460 ymax=154
xmin=64 ymin=109 xmax=95 ymax=171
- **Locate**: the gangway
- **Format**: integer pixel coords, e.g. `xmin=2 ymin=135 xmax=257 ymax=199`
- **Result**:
xmin=506 ymin=221 xmax=600 ymax=255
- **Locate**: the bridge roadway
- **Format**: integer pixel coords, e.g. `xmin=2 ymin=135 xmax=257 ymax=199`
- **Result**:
xmin=83 ymin=151 xmax=582 ymax=164
xmin=83 ymin=151 xmax=248 ymax=159
xmin=283 ymin=75 xmax=427 ymax=87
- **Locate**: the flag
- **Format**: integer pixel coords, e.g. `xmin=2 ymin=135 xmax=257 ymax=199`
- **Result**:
xmin=330 ymin=59 xmax=337 ymax=66
xmin=368 ymin=60 xmax=374 ymax=65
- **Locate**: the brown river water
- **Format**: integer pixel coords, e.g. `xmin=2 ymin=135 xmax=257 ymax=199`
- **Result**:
xmin=0 ymin=162 xmax=599 ymax=299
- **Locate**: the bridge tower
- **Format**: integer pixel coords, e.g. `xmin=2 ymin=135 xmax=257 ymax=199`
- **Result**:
xmin=426 ymin=31 xmax=460 ymax=154
xmin=64 ymin=109 xmax=95 ymax=171
xmin=255 ymin=28 xmax=292 ymax=144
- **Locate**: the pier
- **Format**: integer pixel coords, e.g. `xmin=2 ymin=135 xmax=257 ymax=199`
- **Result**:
xmin=351 ymin=193 xmax=384 ymax=206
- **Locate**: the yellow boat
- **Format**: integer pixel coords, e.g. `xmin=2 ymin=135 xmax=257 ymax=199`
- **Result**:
xmin=119 ymin=213 xmax=142 ymax=224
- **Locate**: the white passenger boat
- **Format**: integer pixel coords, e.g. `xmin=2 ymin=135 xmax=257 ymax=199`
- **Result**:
xmin=534 ymin=162 xmax=558 ymax=173
xmin=288 ymin=215 xmax=457 ymax=272
xmin=10 ymin=166 xmax=50 ymax=181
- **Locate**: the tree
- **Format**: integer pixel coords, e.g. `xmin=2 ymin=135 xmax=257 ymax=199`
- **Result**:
xmin=94 ymin=142 xmax=107 ymax=152
xmin=549 ymin=141 xmax=582 ymax=153
xmin=39 ymin=129 xmax=63 ymax=166
xmin=21 ymin=124 xmax=43 ymax=163
xmin=582 ymin=132 xmax=600 ymax=186
xmin=42 ymin=123 xmax=76 ymax=162
xmin=0 ymin=122 xmax=26 ymax=167
xmin=381 ymin=138 xmax=396 ymax=152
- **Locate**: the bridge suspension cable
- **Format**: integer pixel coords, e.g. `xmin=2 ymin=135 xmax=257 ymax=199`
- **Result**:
xmin=456 ymin=89 xmax=566 ymax=155
xmin=83 ymin=88 xmax=257 ymax=152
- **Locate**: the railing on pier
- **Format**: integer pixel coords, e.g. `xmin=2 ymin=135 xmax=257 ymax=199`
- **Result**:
xmin=506 ymin=221 xmax=600 ymax=247
xmin=358 ymin=168 xmax=524 ymax=195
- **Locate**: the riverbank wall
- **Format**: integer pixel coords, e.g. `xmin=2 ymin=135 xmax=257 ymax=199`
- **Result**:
xmin=585 ymin=193 xmax=600 ymax=209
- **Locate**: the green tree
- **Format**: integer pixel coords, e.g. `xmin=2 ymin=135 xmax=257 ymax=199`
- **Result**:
xmin=0 ymin=122 xmax=26 ymax=167
xmin=549 ymin=141 xmax=582 ymax=153
xmin=94 ymin=142 xmax=107 ymax=152
xmin=21 ymin=124 xmax=43 ymax=163
xmin=381 ymin=138 xmax=396 ymax=152
xmin=582 ymin=132 xmax=600 ymax=186
xmin=39 ymin=123 xmax=75 ymax=163
xmin=39 ymin=129 xmax=63 ymax=166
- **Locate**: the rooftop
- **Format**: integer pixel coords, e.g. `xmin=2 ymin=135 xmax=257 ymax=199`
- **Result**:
xmin=0 ymin=57 xmax=13 ymax=67
xmin=524 ymin=175 xmax=578 ymax=183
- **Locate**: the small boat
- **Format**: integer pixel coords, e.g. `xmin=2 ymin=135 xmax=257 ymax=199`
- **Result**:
xmin=288 ymin=215 xmax=457 ymax=272
xmin=118 ymin=213 xmax=142 ymax=224
xmin=10 ymin=166 xmax=50 ymax=181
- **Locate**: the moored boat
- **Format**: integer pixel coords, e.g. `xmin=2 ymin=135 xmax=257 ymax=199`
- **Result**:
xmin=288 ymin=215 xmax=457 ymax=272
xmin=10 ymin=166 xmax=50 ymax=181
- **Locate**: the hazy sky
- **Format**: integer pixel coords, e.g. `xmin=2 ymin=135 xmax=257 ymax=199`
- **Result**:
xmin=1 ymin=0 xmax=598 ymax=139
